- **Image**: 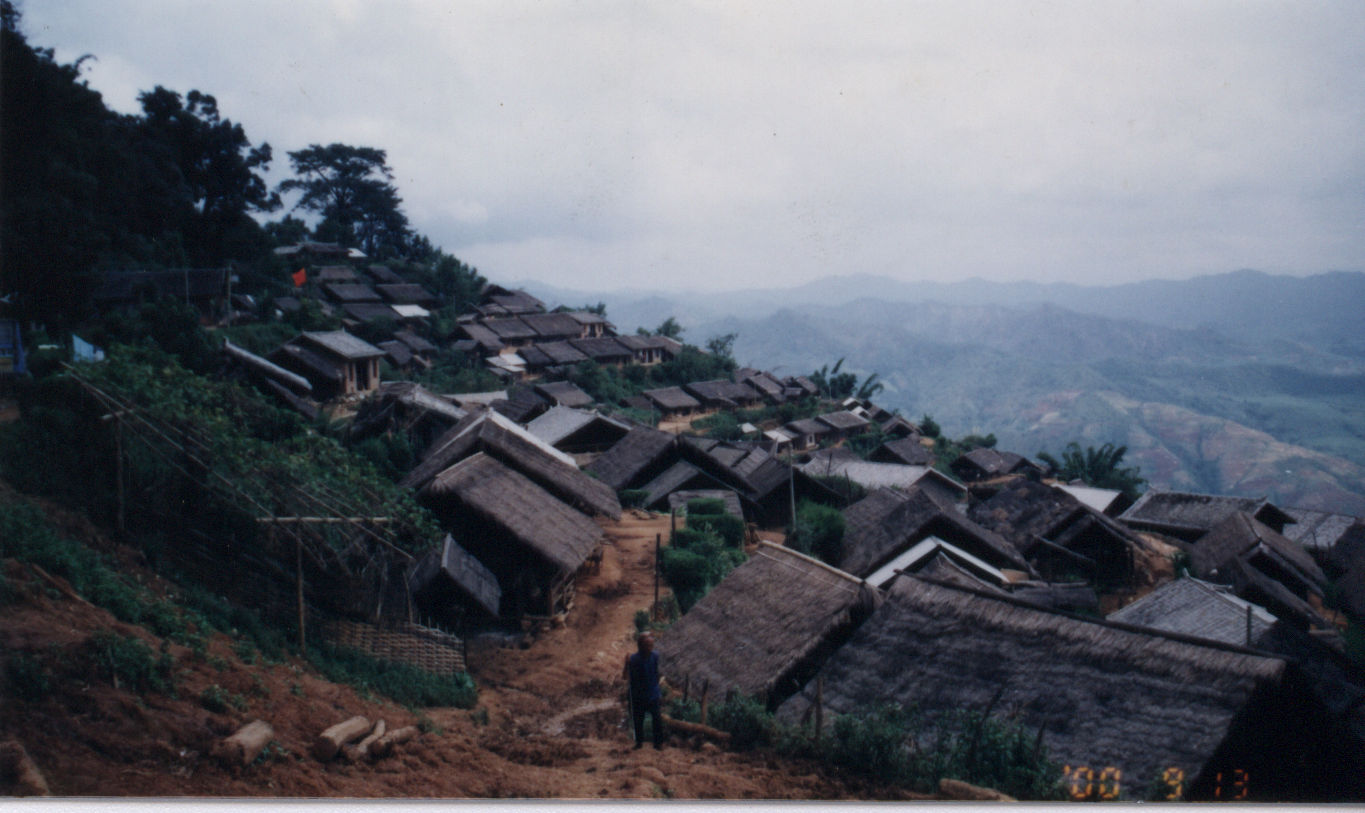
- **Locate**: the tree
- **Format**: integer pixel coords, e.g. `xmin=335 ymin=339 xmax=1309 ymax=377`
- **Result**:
xmin=705 ymin=332 xmax=737 ymax=361
xmin=1038 ymin=442 xmax=1145 ymax=500
xmin=277 ymin=143 xmax=412 ymax=257
xmin=137 ymin=86 xmax=278 ymax=263
xmin=654 ymin=317 xmax=683 ymax=339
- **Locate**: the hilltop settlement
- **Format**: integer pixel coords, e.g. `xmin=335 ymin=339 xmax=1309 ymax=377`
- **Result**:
xmin=3 ymin=245 xmax=1364 ymax=802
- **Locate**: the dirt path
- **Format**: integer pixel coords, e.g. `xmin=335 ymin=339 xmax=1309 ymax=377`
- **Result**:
xmin=1 ymin=504 xmax=919 ymax=800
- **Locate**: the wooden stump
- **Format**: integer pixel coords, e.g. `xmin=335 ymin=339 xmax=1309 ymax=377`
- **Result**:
xmin=312 ymin=716 xmax=372 ymax=762
xmin=341 ymin=719 xmax=387 ymax=762
xmin=210 ymin=720 xmax=274 ymax=767
xmin=368 ymin=725 xmax=419 ymax=760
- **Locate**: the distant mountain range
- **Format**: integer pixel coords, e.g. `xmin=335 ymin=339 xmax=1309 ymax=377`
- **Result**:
xmin=518 ymin=270 xmax=1365 ymax=514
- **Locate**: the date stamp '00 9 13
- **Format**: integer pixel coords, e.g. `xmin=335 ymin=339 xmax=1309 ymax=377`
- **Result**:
xmin=1062 ymin=765 xmax=1249 ymax=801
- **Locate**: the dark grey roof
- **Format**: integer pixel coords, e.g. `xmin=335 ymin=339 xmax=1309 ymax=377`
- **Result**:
xmin=409 ymin=534 xmax=502 ymax=617
xmin=871 ymin=437 xmax=934 ymax=466
xmin=483 ymin=318 xmax=538 ymax=341
xmin=1191 ymin=512 xmax=1326 ymax=595
xmin=378 ymin=340 xmax=413 ymax=367
xmin=1281 ymin=507 xmax=1362 ymax=556
xmin=394 ymin=329 xmax=437 ymax=354
xmin=364 ymin=264 xmax=405 ymax=284
xmin=1120 ymin=489 xmax=1295 ymax=540
xmin=537 ymin=341 xmax=590 ymax=365
xmin=643 ymin=386 xmax=702 ymax=411
xmin=376 ymin=283 xmax=437 ymax=305
xmin=300 ymin=330 xmax=385 ymax=360
xmin=324 ymin=282 xmax=381 ymax=303
xmin=342 ymin=302 xmax=401 ymax=322
xmin=816 ymin=410 xmax=871 ymax=432
xmin=1108 ymin=577 xmax=1277 ymax=646
xmin=684 ymin=379 xmax=761 ymax=405
xmin=785 ymin=418 xmax=832 ymax=436
xmin=519 ymin=312 xmax=584 ymax=339
xmin=586 ymin=427 xmax=678 ymax=491
xmin=534 ymin=380 xmax=594 ymax=408
xmin=569 ymin=337 xmax=632 ymax=360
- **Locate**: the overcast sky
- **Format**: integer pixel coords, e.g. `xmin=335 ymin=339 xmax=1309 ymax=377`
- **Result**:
xmin=18 ymin=0 xmax=1365 ymax=292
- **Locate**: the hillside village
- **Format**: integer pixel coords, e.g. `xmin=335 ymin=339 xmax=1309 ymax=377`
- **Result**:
xmin=4 ymin=245 xmax=1365 ymax=801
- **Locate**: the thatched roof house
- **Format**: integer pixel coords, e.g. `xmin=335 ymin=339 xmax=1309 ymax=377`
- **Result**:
xmin=269 ymin=330 xmax=384 ymax=399
xmin=815 ymin=410 xmax=871 ymax=439
xmin=968 ymin=478 xmax=1146 ymax=586
xmin=408 ymin=534 xmax=502 ymax=621
xmin=533 ymin=380 xmax=594 ymax=409
xmin=1190 ymin=512 xmax=1327 ymax=628
xmin=777 ymin=575 xmax=1362 ymax=800
xmin=784 ymin=418 xmax=833 ymax=450
xmin=657 ymin=542 xmax=879 ymax=709
xmin=683 ymin=379 xmax=762 ymax=410
xmin=680 ymin=437 xmax=844 ymax=526
xmin=483 ymin=317 xmax=538 ymax=345
xmin=477 ymin=285 xmax=545 ymax=317
xmin=800 ymin=449 xmax=966 ymax=504
xmin=1119 ymin=489 xmax=1295 ymax=542
xmin=525 ymin=406 xmax=630 ymax=454
xmin=642 ymin=386 xmax=702 ymax=417
xmin=1054 ymin=482 xmax=1130 ymax=516
xmin=840 ymin=486 xmax=1032 ymax=580
xmin=569 ymin=337 xmax=633 ymax=366
xmin=419 ymin=452 xmax=604 ymax=617
xmin=1282 ymin=507 xmax=1362 ymax=563
xmin=950 ymin=447 xmax=1043 ymax=483
xmin=869 ymin=436 xmax=934 ymax=466
xmin=586 ymin=426 xmax=679 ymax=491
xmin=324 ymin=282 xmax=381 ymax=303
xmin=402 ymin=410 xmax=620 ymax=520
xmin=349 ymin=381 xmax=467 ymax=453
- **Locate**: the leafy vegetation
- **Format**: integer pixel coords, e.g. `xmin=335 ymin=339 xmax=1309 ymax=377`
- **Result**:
xmin=305 ymin=641 xmax=477 ymax=710
xmin=1038 ymin=441 xmax=1146 ymax=500
xmin=785 ymin=500 xmax=845 ymax=565
xmin=658 ymin=527 xmax=746 ymax=611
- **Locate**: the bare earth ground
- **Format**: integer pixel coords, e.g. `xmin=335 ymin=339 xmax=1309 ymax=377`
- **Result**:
xmin=0 ymin=503 xmax=922 ymax=800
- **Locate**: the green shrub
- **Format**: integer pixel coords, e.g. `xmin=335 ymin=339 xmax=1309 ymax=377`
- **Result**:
xmin=659 ymin=547 xmax=711 ymax=611
xmin=687 ymin=513 xmax=744 ymax=548
xmin=88 ymin=630 xmax=175 ymax=695
xmin=200 ymin=683 xmax=231 ymax=713
xmin=786 ymin=500 xmax=845 ymax=565
xmin=306 ymin=641 xmax=478 ymax=709
xmin=924 ymin=709 xmax=1064 ymax=800
xmin=684 ymin=497 xmax=726 ymax=516
xmin=821 ymin=704 xmax=914 ymax=782
xmin=633 ymin=609 xmax=651 ymax=632
xmin=619 ymin=489 xmax=650 ymax=509
xmin=710 ymin=694 xmax=774 ymax=750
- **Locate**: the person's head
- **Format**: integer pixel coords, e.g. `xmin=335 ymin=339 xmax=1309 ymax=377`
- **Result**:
xmin=637 ymin=632 xmax=654 ymax=654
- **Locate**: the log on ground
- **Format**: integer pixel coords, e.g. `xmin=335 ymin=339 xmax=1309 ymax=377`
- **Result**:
xmin=210 ymin=720 xmax=275 ymax=767
xmin=313 ymin=716 xmax=372 ymax=762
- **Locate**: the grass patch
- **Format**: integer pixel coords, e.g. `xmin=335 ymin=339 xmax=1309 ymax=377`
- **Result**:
xmin=306 ymin=641 xmax=477 ymax=709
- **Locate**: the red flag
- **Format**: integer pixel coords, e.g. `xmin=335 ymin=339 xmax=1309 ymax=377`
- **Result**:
xmin=292 ymin=268 xmax=307 ymax=287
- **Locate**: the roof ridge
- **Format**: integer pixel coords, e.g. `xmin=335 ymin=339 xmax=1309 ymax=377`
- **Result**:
xmin=755 ymin=540 xmax=865 ymax=587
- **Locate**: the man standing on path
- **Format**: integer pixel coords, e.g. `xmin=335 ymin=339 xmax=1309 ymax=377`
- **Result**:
xmin=623 ymin=631 xmax=664 ymax=750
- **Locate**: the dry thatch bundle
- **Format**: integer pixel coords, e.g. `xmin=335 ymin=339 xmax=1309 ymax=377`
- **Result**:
xmin=778 ymin=575 xmax=1298 ymax=797
xmin=657 ymin=542 xmax=879 ymax=708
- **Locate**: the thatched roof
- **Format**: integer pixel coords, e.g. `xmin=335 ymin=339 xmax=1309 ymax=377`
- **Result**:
xmin=376 ymin=283 xmax=437 ymax=305
xmin=525 ymin=406 xmax=628 ymax=449
xmin=684 ymin=379 xmax=760 ymax=407
xmin=363 ymin=264 xmax=404 ymax=284
xmin=969 ymin=478 xmax=1136 ymax=553
xmin=785 ymin=418 xmax=831 ymax=437
xmin=569 ymin=336 xmax=632 ymax=361
xmin=537 ymin=341 xmax=590 ymax=365
xmin=534 ymin=380 xmax=594 ymax=408
xmin=408 ymin=534 xmax=502 ymax=617
xmin=459 ymin=323 xmax=505 ymax=352
xmin=865 ymin=536 xmax=1009 ymax=590
xmin=799 ymin=451 xmax=964 ymax=497
xmin=518 ymin=312 xmax=583 ymax=339
xmin=300 ymin=330 xmax=385 ymax=360
xmin=378 ymin=340 xmax=413 ymax=367
xmin=402 ymin=410 xmax=620 ymax=519
xmin=777 ymin=576 xmax=1289 ymax=794
xmin=639 ymin=461 xmax=729 ymax=510
xmin=950 ymin=447 xmax=1039 ymax=481
xmin=342 ymin=302 xmax=402 ymax=322
xmin=585 ymin=427 xmax=678 ymax=490
xmin=840 ymin=486 xmax=1031 ymax=578
xmin=870 ymin=436 xmax=933 ymax=466
xmin=1282 ymin=507 xmax=1362 ymax=559
xmin=323 ymin=282 xmax=381 ymax=303
xmin=1120 ymin=489 xmax=1295 ymax=541
xmin=394 ymin=329 xmax=437 ymax=355
xmin=657 ymin=542 xmax=879 ymax=706
xmin=816 ymin=410 xmax=871 ymax=433
xmin=421 ymin=452 xmax=603 ymax=574
xmin=483 ymin=318 xmax=538 ymax=341
xmin=643 ymin=386 xmax=702 ymax=412
xmin=1109 ymin=577 xmax=1277 ymax=646
xmin=1054 ymin=483 xmax=1127 ymax=515
xmin=1191 ymin=512 xmax=1326 ymax=596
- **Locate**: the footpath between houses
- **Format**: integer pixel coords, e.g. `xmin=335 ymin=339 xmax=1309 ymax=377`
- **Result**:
xmin=1 ymin=498 xmax=939 ymax=799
